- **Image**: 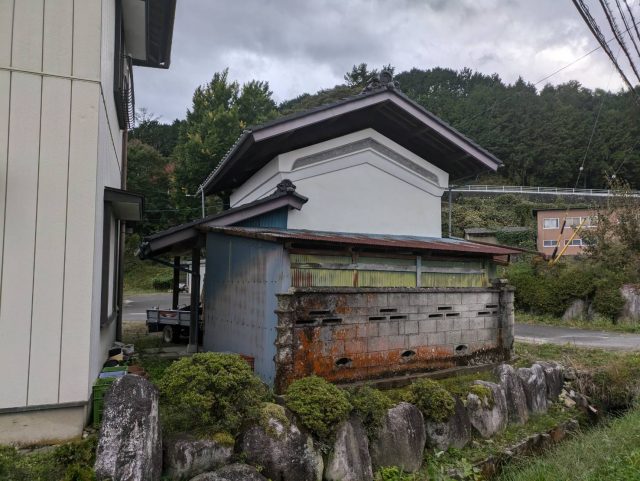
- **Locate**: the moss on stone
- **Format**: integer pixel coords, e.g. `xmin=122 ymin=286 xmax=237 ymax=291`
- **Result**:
xmin=285 ymin=376 xmax=352 ymax=443
xmin=407 ymin=379 xmax=455 ymax=423
xmin=469 ymin=384 xmax=495 ymax=409
xmin=348 ymin=385 xmax=393 ymax=438
xmin=258 ymin=402 xmax=291 ymax=439
xmin=211 ymin=432 xmax=235 ymax=447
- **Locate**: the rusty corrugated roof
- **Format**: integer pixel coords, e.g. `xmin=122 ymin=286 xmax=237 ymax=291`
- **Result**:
xmin=200 ymin=227 xmax=523 ymax=256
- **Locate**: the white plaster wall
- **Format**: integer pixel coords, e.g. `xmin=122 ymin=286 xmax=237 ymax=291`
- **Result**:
xmin=230 ymin=129 xmax=448 ymax=237
xmin=0 ymin=0 xmax=123 ymax=413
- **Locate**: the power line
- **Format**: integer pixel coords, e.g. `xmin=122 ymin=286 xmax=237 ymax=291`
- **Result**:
xmin=623 ymin=0 xmax=640 ymax=48
xmin=572 ymin=0 xmax=640 ymax=100
xmin=598 ymin=0 xmax=640 ymax=82
xmin=614 ymin=0 xmax=640 ymax=61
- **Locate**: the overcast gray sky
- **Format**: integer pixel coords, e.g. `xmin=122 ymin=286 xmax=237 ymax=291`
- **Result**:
xmin=134 ymin=0 xmax=633 ymax=123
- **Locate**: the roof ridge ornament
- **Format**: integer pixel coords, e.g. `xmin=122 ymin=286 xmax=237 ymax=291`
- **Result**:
xmin=362 ymin=70 xmax=400 ymax=93
xmin=275 ymin=179 xmax=297 ymax=193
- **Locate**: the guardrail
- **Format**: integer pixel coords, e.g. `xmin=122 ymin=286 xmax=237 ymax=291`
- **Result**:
xmin=449 ymin=185 xmax=639 ymax=197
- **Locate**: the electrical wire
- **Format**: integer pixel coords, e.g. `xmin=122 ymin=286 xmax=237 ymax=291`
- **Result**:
xmin=598 ymin=0 xmax=640 ymax=82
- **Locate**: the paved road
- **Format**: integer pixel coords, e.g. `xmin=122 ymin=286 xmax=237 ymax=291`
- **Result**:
xmin=515 ymin=323 xmax=640 ymax=350
xmin=123 ymin=292 xmax=190 ymax=321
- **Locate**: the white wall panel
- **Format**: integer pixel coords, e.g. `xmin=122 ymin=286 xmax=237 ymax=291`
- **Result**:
xmin=28 ymin=76 xmax=71 ymax=406
xmin=0 ymin=73 xmax=41 ymax=409
xmin=43 ymin=0 xmax=73 ymax=76
xmin=100 ymin=0 xmax=122 ymax=170
xmin=0 ymin=0 xmax=14 ymax=66
xmin=11 ymin=0 xmax=43 ymax=71
xmin=73 ymin=0 xmax=101 ymax=79
xmin=59 ymin=80 xmax=99 ymax=403
xmin=0 ymin=71 xmax=9 ymax=327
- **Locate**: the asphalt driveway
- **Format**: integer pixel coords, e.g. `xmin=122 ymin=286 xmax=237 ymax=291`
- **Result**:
xmin=123 ymin=292 xmax=190 ymax=321
xmin=515 ymin=323 xmax=640 ymax=350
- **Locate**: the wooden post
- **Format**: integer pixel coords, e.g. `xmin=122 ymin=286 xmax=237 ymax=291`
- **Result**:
xmin=172 ymin=256 xmax=180 ymax=310
xmin=189 ymin=248 xmax=201 ymax=350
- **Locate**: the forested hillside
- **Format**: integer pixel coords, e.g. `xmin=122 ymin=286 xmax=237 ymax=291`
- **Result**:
xmin=128 ymin=64 xmax=640 ymax=235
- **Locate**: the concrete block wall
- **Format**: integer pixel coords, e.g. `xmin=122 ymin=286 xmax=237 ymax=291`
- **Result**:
xmin=274 ymin=286 xmax=514 ymax=392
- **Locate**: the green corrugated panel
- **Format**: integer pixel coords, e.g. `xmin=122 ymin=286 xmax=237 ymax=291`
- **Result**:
xmin=291 ymin=268 xmax=354 ymax=287
xmin=359 ymin=270 xmax=416 ymax=287
xmin=358 ymin=256 xmax=416 ymax=267
xmin=421 ymin=272 xmax=487 ymax=287
xmin=422 ymin=259 xmax=484 ymax=269
xmin=290 ymin=253 xmax=352 ymax=265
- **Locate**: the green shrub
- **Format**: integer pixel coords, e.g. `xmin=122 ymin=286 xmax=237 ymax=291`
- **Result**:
xmin=593 ymin=281 xmax=625 ymax=321
xmin=62 ymin=464 xmax=96 ymax=481
xmin=375 ymin=465 xmax=417 ymax=481
xmin=407 ymin=379 xmax=455 ymax=423
xmin=285 ymin=376 xmax=352 ymax=442
xmin=158 ymin=352 xmax=269 ymax=436
xmin=348 ymin=385 xmax=393 ymax=438
xmin=151 ymin=274 xmax=173 ymax=291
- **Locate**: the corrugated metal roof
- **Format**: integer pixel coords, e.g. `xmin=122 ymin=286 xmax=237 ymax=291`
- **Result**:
xmin=464 ymin=226 xmax=530 ymax=235
xmin=201 ymin=227 xmax=523 ymax=256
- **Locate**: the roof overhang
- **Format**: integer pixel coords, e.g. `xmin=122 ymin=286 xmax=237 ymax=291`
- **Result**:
xmin=200 ymin=227 xmax=523 ymax=258
xmin=201 ymin=88 xmax=503 ymax=195
xmin=122 ymin=0 xmax=176 ymax=69
xmin=138 ymin=187 xmax=308 ymax=259
xmin=105 ymin=187 xmax=144 ymax=221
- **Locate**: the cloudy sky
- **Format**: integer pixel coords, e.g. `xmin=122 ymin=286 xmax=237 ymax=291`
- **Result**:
xmin=134 ymin=0 xmax=634 ymax=123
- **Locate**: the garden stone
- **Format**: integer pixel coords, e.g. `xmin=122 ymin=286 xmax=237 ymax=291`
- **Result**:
xmin=517 ymin=364 xmax=548 ymax=414
xmin=95 ymin=375 xmax=162 ymax=481
xmin=562 ymin=299 xmax=587 ymax=321
xmin=189 ymin=464 xmax=268 ymax=481
xmin=620 ymin=285 xmax=640 ymax=322
xmin=240 ymin=407 xmax=323 ymax=481
xmin=424 ymin=396 xmax=471 ymax=451
xmin=466 ymin=381 xmax=508 ymax=439
xmin=324 ymin=416 xmax=373 ymax=481
xmin=370 ymin=402 xmax=426 ymax=473
xmin=164 ymin=435 xmax=233 ymax=480
xmin=537 ymin=361 xmax=565 ymax=401
xmin=496 ymin=364 xmax=528 ymax=424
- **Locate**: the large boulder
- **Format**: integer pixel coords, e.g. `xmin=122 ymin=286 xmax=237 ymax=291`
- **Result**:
xmin=496 ymin=364 xmax=528 ymax=424
xmin=324 ymin=416 xmax=373 ymax=481
xmin=424 ymin=397 xmax=471 ymax=451
xmin=537 ymin=361 xmax=565 ymax=402
xmin=369 ymin=402 xmax=426 ymax=473
xmin=164 ymin=435 xmax=233 ymax=480
xmin=95 ymin=375 xmax=162 ymax=481
xmin=562 ymin=299 xmax=587 ymax=321
xmin=189 ymin=464 xmax=268 ymax=481
xmin=517 ymin=364 xmax=548 ymax=414
xmin=240 ymin=405 xmax=323 ymax=481
xmin=620 ymin=285 xmax=640 ymax=322
xmin=466 ymin=381 xmax=508 ymax=439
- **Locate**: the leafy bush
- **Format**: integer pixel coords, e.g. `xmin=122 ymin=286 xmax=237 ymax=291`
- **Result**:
xmin=375 ymin=465 xmax=417 ymax=481
xmin=592 ymin=280 xmax=626 ymax=322
xmin=285 ymin=376 xmax=352 ymax=442
xmin=348 ymin=385 xmax=393 ymax=438
xmin=151 ymin=274 xmax=173 ymax=291
xmin=407 ymin=379 xmax=455 ymax=423
xmin=158 ymin=352 xmax=269 ymax=436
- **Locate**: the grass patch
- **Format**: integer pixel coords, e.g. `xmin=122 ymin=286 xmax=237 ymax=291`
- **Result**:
xmin=513 ymin=341 xmax=640 ymax=370
xmin=0 ymin=437 xmax=97 ymax=481
xmin=419 ymin=403 xmax=580 ymax=480
xmin=124 ymin=256 xmax=170 ymax=294
xmin=516 ymin=311 xmax=640 ymax=334
xmin=497 ymin=407 xmax=640 ymax=481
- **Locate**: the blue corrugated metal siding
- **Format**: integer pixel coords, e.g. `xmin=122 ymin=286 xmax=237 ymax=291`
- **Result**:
xmin=233 ymin=207 xmax=288 ymax=228
xmin=204 ymin=232 xmax=289 ymax=385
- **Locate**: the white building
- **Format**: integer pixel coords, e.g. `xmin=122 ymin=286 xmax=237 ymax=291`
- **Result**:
xmin=0 ymin=0 xmax=176 ymax=444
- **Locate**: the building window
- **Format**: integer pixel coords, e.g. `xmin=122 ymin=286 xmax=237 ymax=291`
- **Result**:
xmin=565 ymin=238 xmax=583 ymax=247
xmin=565 ymin=217 xmax=581 ymax=228
xmin=543 ymin=240 xmax=558 ymax=247
xmin=543 ymin=218 xmax=559 ymax=229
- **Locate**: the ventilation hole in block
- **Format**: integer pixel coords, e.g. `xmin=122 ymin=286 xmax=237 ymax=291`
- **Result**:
xmin=369 ymin=316 xmax=387 ymax=321
xmin=390 ymin=315 xmax=407 ymax=320
xmin=445 ymin=312 xmax=460 ymax=317
xmin=335 ymin=357 xmax=352 ymax=367
xmin=295 ymin=319 xmax=317 ymax=325
xmin=485 ymin=304 xmax=498 ymax=309
xmin=455 ymin=344 xmax=469 ymax=355
xmin=309 ymin=310 xmax=331 ymax=316
xmin=428 ymin=313 xmax=443 ymax=318
xmin=322 ymin=317 xmax=342 ymax=325
xmin=401 ymin=350 xmax=416 ymax=358
xmin=477 ymin=311 xmax=491 ymax=316
xmin=437 ymin=306 xmax=452 ymax=311
xmin=380 ymin=308 xmax=398 ymax=313
xmin=491 ymin=310 xmax=498 ymax=315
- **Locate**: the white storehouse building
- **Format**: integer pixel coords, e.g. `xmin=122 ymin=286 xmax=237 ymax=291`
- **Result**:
xmin=0 ymin=0 xmax=176 ymax=444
